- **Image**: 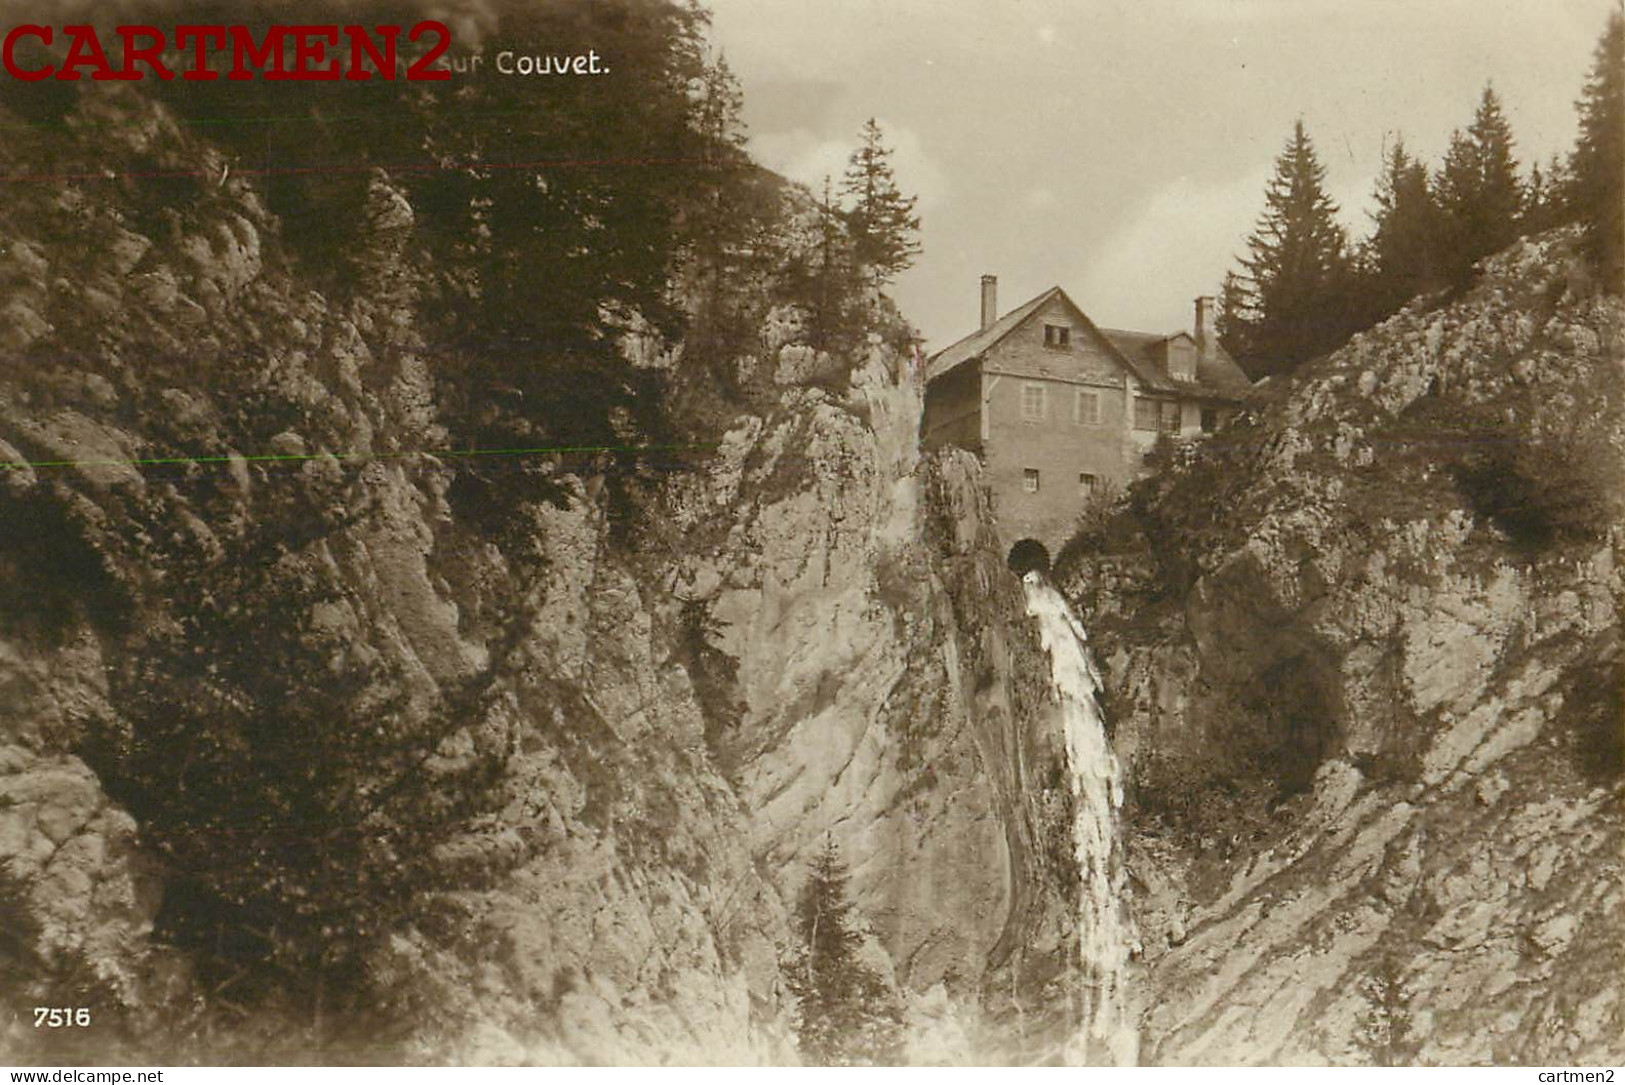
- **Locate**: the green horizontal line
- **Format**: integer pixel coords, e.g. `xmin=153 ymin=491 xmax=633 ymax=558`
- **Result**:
xmin=0 ymin=441 xmax=718 ymax=471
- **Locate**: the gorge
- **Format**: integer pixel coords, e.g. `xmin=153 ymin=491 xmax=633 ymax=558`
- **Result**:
xmin=0 ymin=9 xmax=1621 ymax=1065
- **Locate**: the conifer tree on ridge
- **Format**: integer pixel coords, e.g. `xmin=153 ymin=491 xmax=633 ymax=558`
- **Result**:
xmin=1568 ymin=10 xmax=1624 ymax=283
xmin=839 ymin=118 xmax=922 ymax=286
xmin=1362 ymin=134 xmax=1442 ymax=322
xmin=1221 ymin=119 xmax=1353 ymax=378
xmin=1434 ymin=83 xmax=1523 ymax=282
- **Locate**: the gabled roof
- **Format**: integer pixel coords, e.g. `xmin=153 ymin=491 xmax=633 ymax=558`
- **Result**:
xmin=1099 ymin=328 xmax=1254 ymax=399
xmin=926 ymin=285 xmax=1167 ymax=390
xmin=926 ymin=283 xmax=1253 ymax=401
xmin=924 ymin=286 xmax=1060 ymax=382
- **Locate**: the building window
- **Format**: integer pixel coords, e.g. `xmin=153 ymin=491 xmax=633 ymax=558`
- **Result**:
xmin=1078 ymin=472 xmax=1097 ymax=495
xmin=1074 ymin=389 xmax=1101 ymax=425
xmin=1133 ymin=397 xmax=1159 ymax=431
xmin=1043 ymin=324 xmax=1071 ymax=349
xmin=1160 ymin=402 xmax=1182 ymax=435
xmin=1201 ymin=407 xmax=1220 ymax=433
xmin=1021 ymin=382 xmax=1046 ymax=421
xmin=1023 ymin=468 xmax=1041 ymax=493
xmin=1168 ymin=341 xmax=1197 ymax=381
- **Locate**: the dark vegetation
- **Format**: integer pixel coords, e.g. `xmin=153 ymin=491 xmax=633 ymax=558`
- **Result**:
xmin=1449 ymin=416 xmax=1623 ymax=553
xmin=0 ymin=480 xmax=134 ymax=645
xmin=783 ymin=838 xmax=905 ymax=1065
xmin=1051 ymin=480 xmax=1131 ymax=570
xmin=1557 ymin=642 xmax=1624 ymax=785
xmin=1221 ymin=11 xmax=1624 ymax=379
xmin=92 ymin=537 xmax=523 ymax=1049
xmin=673 ymin=597 xmax=745 ymax=759
xmin=0 ymin=0 xmax=929 ymax=1053
xmin=1127 ymin=743 xmax=1283 ymax=869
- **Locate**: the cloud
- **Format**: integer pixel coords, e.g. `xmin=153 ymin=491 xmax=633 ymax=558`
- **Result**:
xmin=1072 ymin=169 xmax=1269 ymax=333
xmin=748 ymin=119 xmax=949 ymax=214
xmin=749 ymin=131 xmax=850 ymax=194
xmin=1072 ymin=160 xmax=1389 ymax=335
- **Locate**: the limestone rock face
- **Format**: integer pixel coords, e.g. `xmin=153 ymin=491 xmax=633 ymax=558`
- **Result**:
xmin=0 ymin=88 xmax=1073 ymax=1065
xmin=663 ymin=357 xmax=1073 ymax=998
xmin=1062 ymin=231 xmax=1624 ymax=1065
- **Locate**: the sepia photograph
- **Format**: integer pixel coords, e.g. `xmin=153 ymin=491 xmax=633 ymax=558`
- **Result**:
xmin=0 ymin=0 xmax=1620 ymax=1070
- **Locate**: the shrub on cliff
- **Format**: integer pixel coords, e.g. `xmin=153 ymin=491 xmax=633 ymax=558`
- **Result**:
xmin=1558 ymin=645 xmax=1624 ymax=784
xmin=1454 ymin=432 xmax=1620 ymax=552
xmin=94 ymin=546 xmax=520 ymax=1042
xmin=1054 ymin=480 xmax=1134 ymax=568
xmin=1432 ymin=399 xmax=1624 ymax=554
xmin=1127 ymin=723 xmax=1294 ymax=865
xmin=674 ymin=597 xmax=744 ymax=755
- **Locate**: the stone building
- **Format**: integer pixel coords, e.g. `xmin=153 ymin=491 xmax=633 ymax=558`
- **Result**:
xmin=922 ymin=276 xmax=1253 ymax=564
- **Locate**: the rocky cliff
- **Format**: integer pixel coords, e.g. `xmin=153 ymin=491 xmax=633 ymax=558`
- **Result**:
xmin=5 ymin=44 xmax=1619 ymax=1072
xmin=0 ymin=82 xmax=1085 ymax=1065
xmin=1059 ymin=230 xmax=1623 ymax=1065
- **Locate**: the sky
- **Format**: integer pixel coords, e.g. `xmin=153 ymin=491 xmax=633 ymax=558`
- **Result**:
xmin=703 ymin=0 xmax=1619 ymax=350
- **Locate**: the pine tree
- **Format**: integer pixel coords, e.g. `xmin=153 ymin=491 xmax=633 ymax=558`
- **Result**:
xmin=1216 ymin=269 xmax=1253 ymax=362
xmin=1569 ymin=10 xmax=1624 ymax=283
xmin=1520 ymin=153 xmax=1572 ymax=234
xmin=1364 ymin=135 xmax=1442 ymax=320
xmin=1224 ymin=119 xmax=1354 ymax=378
xmin=839 ymin=118 xmax=922 ymax=285
xmin=802 ymin=173 xmax=863 ymax=354
xmin=784 ymin=838 xmax=904 ymax=1065
xmin=691 ymin=50 xmax=748 ymax=166
xmin=682 ymin=50 xmax=756 ymax=378
xmin=1434 ymin=83 xmax=1524 ymax=281
xmin=684 ymin=48 xmax=749 ymax=252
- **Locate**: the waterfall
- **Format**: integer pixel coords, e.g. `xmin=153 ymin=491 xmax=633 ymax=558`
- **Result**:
xmin=1021 ymin=572 xmax=1139 ymax=1066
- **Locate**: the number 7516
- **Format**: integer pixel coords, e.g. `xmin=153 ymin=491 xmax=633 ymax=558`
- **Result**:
xmin=32 ymin=1007 xmax=91 ymax=1027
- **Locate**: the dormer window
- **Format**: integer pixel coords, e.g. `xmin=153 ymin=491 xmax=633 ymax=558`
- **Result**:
xmin=1043 ymin=324 xmax=1071 ymax=349
xmin=1167 ymin=338 xmax=1198 ymax=381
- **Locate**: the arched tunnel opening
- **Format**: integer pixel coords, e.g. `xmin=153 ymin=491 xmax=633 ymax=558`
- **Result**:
xmin=1006 ymin=538 xmax=1051 ymax=577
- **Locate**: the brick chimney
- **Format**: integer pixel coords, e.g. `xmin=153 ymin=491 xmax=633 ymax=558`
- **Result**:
xmin=981 ymin=274 xmax=998 ymax=331
xmin=1194 ymin=295 xmax=1217 ymax=359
